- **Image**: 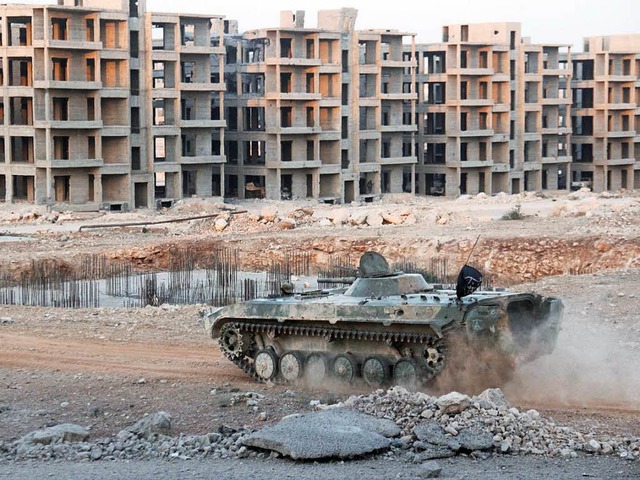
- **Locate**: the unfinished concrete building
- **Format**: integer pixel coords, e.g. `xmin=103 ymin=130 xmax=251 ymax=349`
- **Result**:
xmin=570 ymin=34 xmax=640 ymax=192
xmin=410 ymin=23 xmax=572 ymax=196
xmin=223 ymin=9 xmax=416 ymax=202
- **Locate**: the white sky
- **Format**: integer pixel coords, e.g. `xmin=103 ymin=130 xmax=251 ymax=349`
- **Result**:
xmin=146 ymin=0 xmax=640 ymax=51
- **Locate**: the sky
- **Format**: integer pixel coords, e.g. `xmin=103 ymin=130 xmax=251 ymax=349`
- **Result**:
xmin=145 ymin=0 xmax=640 ymax=52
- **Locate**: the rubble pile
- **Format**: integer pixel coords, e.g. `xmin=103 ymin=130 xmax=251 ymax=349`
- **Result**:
xmin=343 ymin=387 xmax=640 ymax=461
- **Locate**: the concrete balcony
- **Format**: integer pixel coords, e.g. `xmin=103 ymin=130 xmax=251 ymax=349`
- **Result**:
xmin=269 ymin=160 xmax=322 ymax=169
xmin=101 ymin=87 xmax=129 ymax=98
xmin=379 ymin=155 xmax=417 ymax=165
xmin=100 ymin=49 xmax=129 ymax=60
xmin=459 ymin=159 xmax=494 ymax=168
xmin=34 ymin=80 xmax=102 ymax=90
xmin=278 ymin=126 xmax=322 ymax=135
xmin=151 ymin=50 xmax=179 ymax=62
xmin=523 ymin=103 xmax=542 ymax=112
xmin=358 ymin=64 xmax=378 ymax=75
xmin=265 ymin=57 xmax=322 ymax=67
xmin=493 ymin=103 xmax=510 ymax=112
xmin=458 ymin=98 xmax=493 ymax=107
xmin=380 ymin=124 xmax=416 ymax=133
xmin=179 ymin=46 xmax=216 ymax=55
xmin=603 ymin=130 xmax=636 ymax=138
xmin=455 ymin=128 xmax=494 ymax=137
xmin=458 ymin=67 xmax=494 ymax=76
xmin=180 ymin=154 xmax=225 ymax=164
xmin=101 ymin=163 xmax=130 ymax=175
xmin=523 ymin=132 xmax=541 ymax=141
xmin=319 ymin=163 xmax=341 ymax=174
xmin=4 ymin=86 xmax=34 ymax=97
xmin=381 ymin=60 xmax=413 ymax=69
xmin=492 ymin=73 xmax=510 ymax=82
xmin=359 ymin=129 xmax=381 ymax=140
xmin=359 ymin=97 xmax=380 ymax=107
xmin=153 ymin=161 xmax=180 ymax=172
xmin=602 ymin=157 xmax=635 ymax=166
xmin=491 ymin=162 xmax=511 ymax=172
xmin=522 ymin=162 xmax=542 ymax=171
xmin=596 ymin=74 xmax=636 ymax=82
xmin=542 ymin=155 xmax=571 ymax=164
xmin=101 ymin=125 xmax=130 ymax=137
xmin=152 ymin=125 xmax=181 ymax=136
xmin=318 ymin=131 xmax=341 ymax=141
xmin=36 ymin=120 xmax=103 ymax=130
xmin=266 ymin=92 xmax=322 ymax=101
xmin=179 ymin=119 xmax=226 ymax=129
xmin=47 ymin=40 xmax=102 ymax=50
xmin=540 ymin=97 xmax=571 ymax=105
xmin=40 ymin=157 xmax=104 ymax=168
xmin=492 ymin=133 xmax=510 ymax=142
xmin=542 ymin=68 xmax=572 ymax=77
xmin=150 ymin=88 xmax=180 ymax=98
xmin=380 ymin=92 xmax=417 ymax=101
xmin=606 ymin=103 xmax=636 ymax=110
xmin=179 ymin=82 xmax=223 ymax=92
xmin=319 ymin=97 xmax=341 ymax=107
xmin=318 ymin=64 xmax=341 ymax=74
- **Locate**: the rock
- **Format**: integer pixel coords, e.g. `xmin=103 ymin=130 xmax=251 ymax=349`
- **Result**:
xmin=214 ymin=218 xmax=228 ymax=232
xmin=27 ymin=424 xmax=90 ymax=445
xmin=402 ymin=213 xmax=417 ymax=225
xmin=123 ymin=412 xmax=172 ymax=439
xmin=242 ymin=407 xmax=399 ymax=459
xmin=349 ymin=211 xmax=368 ymax=226
xmin=415 ymin=446 xmax=456 ymax=460
xmin=90 ymin=445 xmax=103 ymax=460
xmin=318 ymin=218 xmax=332 ymax=227
xmin=278 ymin=218 xmax=296 ymax=230
xmin=382 ymin=213 xmax=403 ymax=225
xmin=435 ymin=392 xmax=471 ymax=414
xmin=414 ymin=422 xmax=449 ymax=446
xmin=585 ymin=439 xmax=602 ymax=453
xmin=436 ymin=213 xmax=449 ymax=225
xmin=419 ymin=460 xmax=442 ymax=478
xmin=456 ymin=428 xmax=494 ymax=451
xmin=365 ymin=212 xmax=384 ymax=227
xmin=0 ymin=317 xmax=14 ymax=325
xmin=329 ymin=209 xmax=350 ymax=225
xmin=260 ymin=206 xmax=278 ymax=222
xmin=476 ymin=388 xmax=509 ymax=409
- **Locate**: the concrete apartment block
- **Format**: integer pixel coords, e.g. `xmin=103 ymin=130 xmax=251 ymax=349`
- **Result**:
xmin=144 ymin=11 xmax=226 ymax=207
xmin=409 ymin=23 xmax=572 ymax=196
xmin=569 ymin=34 xmax=640 ymax=192
xmin=223 ymin=9 xmax=416 ymax=203
xmin=0 ymin=1 xmax=636 ymax=209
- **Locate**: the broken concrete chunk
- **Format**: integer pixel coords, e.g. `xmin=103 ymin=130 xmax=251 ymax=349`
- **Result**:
xmin=28 ymin=424 xmax=89 ymax=445
xmin=435 ymin=391 xmax=471 ymax=414
xmin=242 ymin=407 xmax=399 ymax=459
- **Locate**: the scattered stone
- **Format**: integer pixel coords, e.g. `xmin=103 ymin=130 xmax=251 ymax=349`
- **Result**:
xmin=419 ymin=460 xmax=442 ymax=478
xmin=122 ymin=412 xmax=172 ymax=439
xmin=435 ymin=392 xmax=471 ymax=414
xmin=365 ymin=212 xmax=384 ymax=227
xmin=382 ymin=213 xmax=403 ymax=225
xmin=278 ymin=218 xmax=296 ymax=230
xmin=26 ymin=424 xmax=89 ymax=445
xmin=214 ymin=218 xmax=228 ymax=232
xmin=260 ymin=206 xmax=278 ymax=222
xmin=0 ymin=317 xmax=14 ymax=325
xmin=456 ymin=428 xmax=494 ymax=451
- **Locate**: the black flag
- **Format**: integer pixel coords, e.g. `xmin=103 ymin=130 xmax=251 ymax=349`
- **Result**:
xmin=456 ymin=265 xmax=483 ymax=299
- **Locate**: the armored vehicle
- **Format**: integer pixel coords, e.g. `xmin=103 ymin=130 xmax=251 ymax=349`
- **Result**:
xmin=201 ymin=252 xmax=563 ymax=388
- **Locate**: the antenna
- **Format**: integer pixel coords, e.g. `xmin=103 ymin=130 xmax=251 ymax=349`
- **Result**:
xmin=464 ymin=235 xmax=481 ymax=265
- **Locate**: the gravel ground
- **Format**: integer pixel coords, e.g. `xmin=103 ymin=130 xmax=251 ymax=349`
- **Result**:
xmin=0 ymin=454 xmax=638 ymax=480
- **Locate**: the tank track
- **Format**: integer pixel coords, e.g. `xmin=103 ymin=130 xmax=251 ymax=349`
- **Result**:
xmin=218 ymin=320 xmax=441 ymax=383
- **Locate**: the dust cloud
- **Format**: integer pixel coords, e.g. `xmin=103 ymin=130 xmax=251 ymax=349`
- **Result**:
xmin=504 ymin=315 xmax=640 ymax=410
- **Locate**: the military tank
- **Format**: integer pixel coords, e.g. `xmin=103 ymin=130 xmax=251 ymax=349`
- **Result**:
xmin=201 ymin=252 xmax=563 ymax=388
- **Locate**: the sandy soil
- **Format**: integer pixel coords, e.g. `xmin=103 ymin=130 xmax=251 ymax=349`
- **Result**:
xmin=0 ymin=191 xmax=638 ymax=475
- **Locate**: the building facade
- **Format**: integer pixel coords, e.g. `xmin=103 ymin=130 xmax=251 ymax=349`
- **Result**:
xmin=570 ymin=34 xmax=640 ymax=192
xmin=410 ymin=23 xmax=572 ymax=197
xmin=0 ymin=2 xmax=637 ymax=209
